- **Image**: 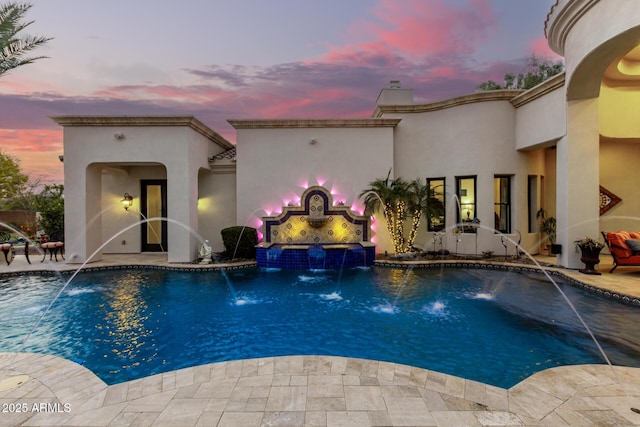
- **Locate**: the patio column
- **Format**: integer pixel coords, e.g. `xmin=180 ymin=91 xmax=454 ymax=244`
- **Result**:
xmin=556 ymin=97 xmax=600 ymax=269
xmin=166 ymin=166 xmax=200 ymax=263
xmin=64 ymin=163 xmax=103 ymax=263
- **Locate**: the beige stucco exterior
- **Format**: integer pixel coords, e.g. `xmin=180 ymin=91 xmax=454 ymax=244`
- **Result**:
xmin=52 ymin=117 xmax=233 ymax=263
xmin=54 ymin=0 xmax=640 ymax=269
xmin=230 ymin=119 xmax=398 ymax=252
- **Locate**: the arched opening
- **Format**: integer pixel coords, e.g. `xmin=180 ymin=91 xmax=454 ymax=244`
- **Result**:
xmin=557 ymin=26 xmax=640 ymax=268
xmin=74 ymin=162 xmax=168 ymax=264
xmin=567 ymin=26 xmax=640 ymax=100
xmin=599 ymin=41 xmax=640 ymax=233
xmin=556 ymin=27 xmax=640 ymax=268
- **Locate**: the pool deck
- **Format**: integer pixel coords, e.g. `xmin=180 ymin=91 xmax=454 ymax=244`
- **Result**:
xmin=1 ymin=254 xmax=640 ymax=426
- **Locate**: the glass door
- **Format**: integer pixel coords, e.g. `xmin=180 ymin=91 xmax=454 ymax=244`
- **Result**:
xmin=141 ymin=180 xmax=167 ymax=252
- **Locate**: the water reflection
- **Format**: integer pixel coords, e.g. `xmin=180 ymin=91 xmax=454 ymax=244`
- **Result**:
xmin=97 ymin=272 xmax=156 ymax=372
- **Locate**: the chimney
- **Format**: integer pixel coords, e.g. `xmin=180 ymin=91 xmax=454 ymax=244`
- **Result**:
xmin=376 ymin=80 xmax=414 ymax=106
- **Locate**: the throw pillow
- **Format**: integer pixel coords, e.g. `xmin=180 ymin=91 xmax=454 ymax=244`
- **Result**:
xmin=625 ymin=238 xmax=640 ymax=251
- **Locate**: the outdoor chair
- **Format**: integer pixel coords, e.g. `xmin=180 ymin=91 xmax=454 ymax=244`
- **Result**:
xmin=0 ymin=239 xmax=31 ymax=265
xmin=40 ymin=241 xmax=64 ymax=262
xmin=1 ymin=243 xmax=13 ymax=265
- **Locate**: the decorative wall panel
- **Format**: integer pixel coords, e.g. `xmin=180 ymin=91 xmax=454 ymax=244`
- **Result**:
xmin=263 ymin=186 xmax=370 ymax=244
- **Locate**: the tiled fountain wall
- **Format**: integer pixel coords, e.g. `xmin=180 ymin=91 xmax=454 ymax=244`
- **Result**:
xmin=256 ymin=186 xmax=375 ymax=269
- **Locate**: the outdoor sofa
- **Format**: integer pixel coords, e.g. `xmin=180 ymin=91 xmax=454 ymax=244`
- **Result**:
xmin=602 ymin=231 xmax=640 ymax=273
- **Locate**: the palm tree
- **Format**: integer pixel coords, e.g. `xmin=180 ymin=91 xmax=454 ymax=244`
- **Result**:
xmin=0 ymin=2 xmax=51 ymax=77
xmin=404 ymin=178 xmax=429 ymax=250
xmin=360 ymin=170 xmax=407 ymax=253
xmin=361 ymin=172 xmax=442 ymax=254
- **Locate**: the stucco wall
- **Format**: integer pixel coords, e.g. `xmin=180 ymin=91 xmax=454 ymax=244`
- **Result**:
xmin=545 ymin=0 xmax=640 ymax=267
xmin=600 ymin=140 xmax=640 ymax=233
xmin=514 ymin=86 xmax=566 ymax=150
xmin=548 ymin=0 xmax=640 ymax=99
xmin=390 ymin=100 xmax=544 ymax=255
xmin=235 ymin=125 xmax=395 ymax=253
xmin=61 ymin=122 xmax=225 ymax=263
xmin=599 ymin=85 xmax=640 ymax=139
xmin=198 ymin=168 xmax=237 ymax=253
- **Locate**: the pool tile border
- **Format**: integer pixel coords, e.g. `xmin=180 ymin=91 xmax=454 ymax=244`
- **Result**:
xmin=2 ymin=258 xmax=639 ymax=307
xmin=0 ymin=261 xmax=258 ymax=278
xmin=374 ymin=260 xmax=640 ymax=307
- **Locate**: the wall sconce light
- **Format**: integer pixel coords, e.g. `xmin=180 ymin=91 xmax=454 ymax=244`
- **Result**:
xmin=309 ymin=138 xmax=317 ymax=145
xmin=121 ymin=193 xmax=133 ymax=211
xmin=114 ymin=132 xmax=125 ymax=140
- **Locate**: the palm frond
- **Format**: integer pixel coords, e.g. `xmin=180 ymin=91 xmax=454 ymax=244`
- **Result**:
xmin=0 ymin=3 xmax=51 ymax=77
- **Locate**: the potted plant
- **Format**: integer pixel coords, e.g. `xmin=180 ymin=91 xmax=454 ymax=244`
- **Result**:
xmin=482 ymin=250 xmax=494 ymax=258
xmin=574 ymin=237 xmax=605 ymax=275
xmin=536 ymin=209 xmax=560 ymax=254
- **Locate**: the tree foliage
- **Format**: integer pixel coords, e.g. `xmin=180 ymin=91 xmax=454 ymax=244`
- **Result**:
xmin=34 ymin=183 xmax=64 ymax=240
xmin=0 ymin=2 xmax=51 ymax=77
xmin=0 ymin=149 xmax=28 ymax=202
xmin=360 ymin=171 xmax=439 ymax=254
xmin=476 ymin=56 xmax=564 ymax=91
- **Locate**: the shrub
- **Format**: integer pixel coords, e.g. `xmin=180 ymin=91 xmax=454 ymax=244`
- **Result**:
xmin=35 ymin=184 xmax=64 ymax=241
xmin=221 ymin=226 xmax=258 ymax=259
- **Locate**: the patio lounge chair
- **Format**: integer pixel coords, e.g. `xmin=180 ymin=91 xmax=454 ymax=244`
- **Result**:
xmin=602 ymin=231 xmax=640 ymax=273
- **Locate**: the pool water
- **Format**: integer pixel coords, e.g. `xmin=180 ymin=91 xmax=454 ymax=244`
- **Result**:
xmin=1 ymin=266 xmax=639 ymax=388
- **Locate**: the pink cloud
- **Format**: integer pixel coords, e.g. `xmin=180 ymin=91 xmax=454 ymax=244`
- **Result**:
xmin=94 ymin=84 xmax=242 ymax=106
xmin=0 ymin=129 xmax=62 ymax=153
xmin=0 ymin=76 xmax=60 ymax=95
xmin=529 ymin=36 xmax=562 ymax=61
xmin=0 ymin=1 xmax=556 ymax=180
xmin=0 ymin=129 xmax=63 ymax=183
xmin=325 ymin=0 xmax=497 ymax=63
xmin=429 ymin=66 xmax=458 ymax=79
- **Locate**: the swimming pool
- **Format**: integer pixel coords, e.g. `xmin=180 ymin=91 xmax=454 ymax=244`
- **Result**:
xmin=1 ymin=266 xmax=639 ymax=388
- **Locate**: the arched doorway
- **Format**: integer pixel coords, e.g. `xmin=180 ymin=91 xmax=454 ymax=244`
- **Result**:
xmin=558 ymin=24 xmax=640 ymax=268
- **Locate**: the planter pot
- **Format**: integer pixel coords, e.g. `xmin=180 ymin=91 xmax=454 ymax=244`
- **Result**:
xmin=550 ymin=244 xmax=562 ymax=255
xmin=578 ymin=246 xmax=602 ymax=275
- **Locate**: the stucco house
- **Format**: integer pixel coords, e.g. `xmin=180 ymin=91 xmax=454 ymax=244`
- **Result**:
xmin=53 ymin=0 xmax=640 ymax=270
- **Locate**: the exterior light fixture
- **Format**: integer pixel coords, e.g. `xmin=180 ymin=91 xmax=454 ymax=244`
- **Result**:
xmin=121 ymin=193 xmax=133 ymax=211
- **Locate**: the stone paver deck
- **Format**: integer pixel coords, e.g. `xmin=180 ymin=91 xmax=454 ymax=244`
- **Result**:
xmin=1 ymin=353 xmax=639 ymax=426
xmin=1 ymin=253 xmax=639 ymax=426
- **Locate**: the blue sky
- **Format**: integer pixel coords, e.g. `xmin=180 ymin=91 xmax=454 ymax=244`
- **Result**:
xmin=0 ymin=0 xmax=558 ymax=183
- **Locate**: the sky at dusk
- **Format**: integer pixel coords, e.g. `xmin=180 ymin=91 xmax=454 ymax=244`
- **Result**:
xmin=0 ymin=0 xmax=560 ymax=184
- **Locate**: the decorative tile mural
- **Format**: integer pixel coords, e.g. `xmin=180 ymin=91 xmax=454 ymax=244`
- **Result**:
xmin=599 ymin=185 xmax=622 ymax=216
xmin=263 ymin=186 xmax=370 ymax=244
